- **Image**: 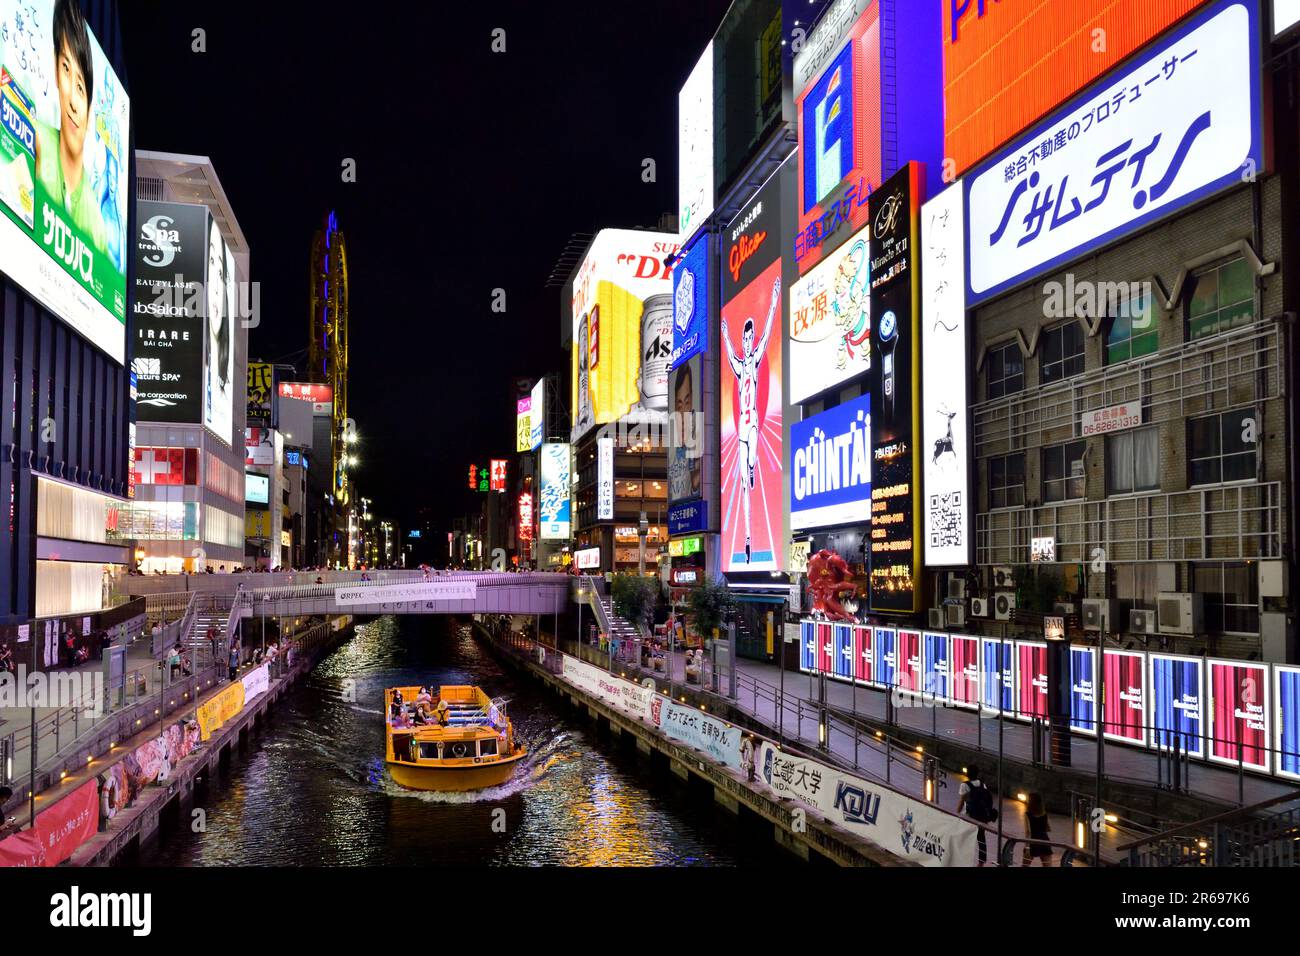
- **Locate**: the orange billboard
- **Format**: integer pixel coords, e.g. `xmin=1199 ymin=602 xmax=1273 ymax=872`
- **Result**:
xmin=943 ymin=0 xmax=1209 ymax=175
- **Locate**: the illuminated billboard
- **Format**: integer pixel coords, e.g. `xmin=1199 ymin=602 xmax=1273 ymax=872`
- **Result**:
xmin=942 ymin=0 xmax=1209 ymax=177
xmin=245 ymin=472 xmax=269 ymax=505
xmin=671 ymin=232 xmax=709 ymax=370
xmin=790 ymin=393 xmax=871 ymax=531
xmin=490 ymin=459 xmax=507 ymax=493
xmin=788 ymin=221 xmax=870 ymax=403
xmin=538 ymin=443 xmax=571 ymax=540
xmin=793 ymin=0 xmax=879 ymax=274
xmin=204 ymin=221 xmax=236 ymax=443
xmin=518 ymin=492 xmax=534 ymax=541
xmin=0 ymin=0 xmax=131 ymax=364
xmin=668 ymin=353 xmax=703 ymax=504
xmin=720 ymin=172 xmax=783 ymax=572
xmin=867 ymin=164 xmax=922 ymax=614
xmin=920 ymin=184 xmax=971 ymax=567
xmin=278 ymin=381 xmax=333 ymax=416
xmin=515 ymin=396 xmax=532 ymax=453
xmin=133 ymin=200 xmax=207 ymax=423
xmin=791 ymin=0 xmax=941 ymax=275
xmin=244 ymin=427 xmax=274 ymax=466
xmin=965 ymin=0 xmax=1262 ymax=305
xmin=529 ymin=378 xmax=544 ymax=449
xmin=247 ymin=361 xmax=275 ymax=428
xmin=570 ymin=229 xmax=679 ymax=443
xmin=678 ymin=42 xmax=713 ymax=242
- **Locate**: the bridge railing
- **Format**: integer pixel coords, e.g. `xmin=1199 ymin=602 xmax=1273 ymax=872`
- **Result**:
xmin=231 ymin=571 xmax=572 ymax=610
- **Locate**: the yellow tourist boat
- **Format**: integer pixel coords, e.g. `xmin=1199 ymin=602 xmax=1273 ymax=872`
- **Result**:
xmin=385 ymin=685 xmax=526 ymax=792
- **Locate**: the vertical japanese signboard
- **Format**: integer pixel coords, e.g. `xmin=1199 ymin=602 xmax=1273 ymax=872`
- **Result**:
xmin=539 ymin=444 xmax=571 ymax=540
xmin=867 ymin=163 xmax=922 ymax=613
xmin=920 ymin=184 xmax=970 ymax=567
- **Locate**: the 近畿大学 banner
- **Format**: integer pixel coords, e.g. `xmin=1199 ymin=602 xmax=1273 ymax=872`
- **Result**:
xmin=757 ymin=741 xmax=978 ymax=866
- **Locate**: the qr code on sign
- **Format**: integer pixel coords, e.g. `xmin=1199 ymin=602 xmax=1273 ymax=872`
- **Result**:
xmin=930 ymin=492 xmax=963 ymax=548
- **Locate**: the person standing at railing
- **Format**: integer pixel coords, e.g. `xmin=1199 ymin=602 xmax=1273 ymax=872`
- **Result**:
xmin=228 ymin=641 xmax=240 ymax=681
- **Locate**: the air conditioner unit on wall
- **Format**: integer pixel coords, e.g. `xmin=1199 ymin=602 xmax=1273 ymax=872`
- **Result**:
xmin=970 ymin=597 xmax=990 ymax=618
xmin=994 ymin=592 xmax=1016 ymax=620
xmin=928 ymin=608 xmax=945 ymax=629
xmin=1053 ymin=602 xmax=1077 ymax=618
xmin=1081 ymin=598 xmax=1118 ymax=632
xmin=1157 ymin=592 xmax=1204 ymax=636
xmin=1129 ymin=607 xmax=1158 ymax=635
xmin=947 ymin=604 xmax=966 ymax=628
xmin=992 ymin=566 xmax=1014 ymax=589
xmin=948 ymin=578 xmax=967 ymax=600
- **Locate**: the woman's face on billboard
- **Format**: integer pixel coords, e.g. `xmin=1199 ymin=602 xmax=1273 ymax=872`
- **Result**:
xmin=207 ymin=225 xmax=225 ymax=332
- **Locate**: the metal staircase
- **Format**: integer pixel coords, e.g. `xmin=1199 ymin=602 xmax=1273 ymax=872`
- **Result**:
xmin=1119 ymin=790 xmax=1300 ymax=866
xmin=578 ymin=576 xmax=642 ymax=648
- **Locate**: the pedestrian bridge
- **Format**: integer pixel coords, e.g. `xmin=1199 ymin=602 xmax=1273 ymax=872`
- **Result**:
xmin=230 ymin=572 xmax=572 ymax=620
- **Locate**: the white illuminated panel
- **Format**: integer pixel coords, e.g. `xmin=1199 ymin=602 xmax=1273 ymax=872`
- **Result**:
xmin=678 ymin=42 xmax=714 ymax=242
xmin=921 ymin=185 xmax=970 ymax=567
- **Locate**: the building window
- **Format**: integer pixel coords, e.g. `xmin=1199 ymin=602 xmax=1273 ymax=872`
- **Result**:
xmin=1042 ymin=440 xmax=1086 ymax=503
xmin=985 ymin=342 xmax=1024 ymax=400
xmin=1187 ymin=407 xmax=1256 ymax=486
xmin=1192 ymin=562 xmax=1259 ymax=635
xmin=1040 ymin=321 xmax=1085 ymax=384
xmin=1105 ymin=291 xmax=1158 ymax=364
xmin=1105 ymin=427 xmax=1159 ymax=495
xmin=1186 ymin=257 xmax=1254 ymax=341
xmin=988 ymin=453 xmax=1025 ymax=510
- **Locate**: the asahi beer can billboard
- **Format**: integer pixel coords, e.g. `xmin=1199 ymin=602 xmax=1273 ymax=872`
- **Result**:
xmin=569 ymin=229 xmax=679 ymax=443
xmin=637 ymin=293 xmax=672 ymax=415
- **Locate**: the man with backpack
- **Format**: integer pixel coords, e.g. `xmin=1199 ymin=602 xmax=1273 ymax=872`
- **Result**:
xmin=957 ymin=765 xmax=998 ymax=866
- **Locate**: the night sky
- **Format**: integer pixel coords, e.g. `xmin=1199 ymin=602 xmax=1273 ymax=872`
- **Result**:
xmin=119 ymin=0 xmax=731 ymax=535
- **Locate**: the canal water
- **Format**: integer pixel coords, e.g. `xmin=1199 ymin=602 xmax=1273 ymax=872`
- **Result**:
xmin=134 ymin=616 xmax=797 ymax=866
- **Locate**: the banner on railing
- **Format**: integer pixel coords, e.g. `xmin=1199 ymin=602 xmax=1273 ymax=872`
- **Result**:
xmin=242 ymin=663 xmax=270 ymax=701
xmin=0 ymin=778 xmax=98 ymax=867
xmin=756 ymin=742 xmax=977 ymax=867
xmin=196 ymin=680 xmax=245 ymax=741
xmin=650 ymin=696 xmax=743 ymax=767
xmin=561 ymin=655 xmax=656 ymax=720
xmin=126 ymin=718 xmax=200 ymax=794
xmin=334 ymin=582 xmax=477 ymax=605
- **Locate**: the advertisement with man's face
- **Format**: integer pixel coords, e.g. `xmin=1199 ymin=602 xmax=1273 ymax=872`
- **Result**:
xmin=668 ymin=354 xmax=703 ymax=503
xmin=570 ymin=228 xmax=679 ymax=443
xmin=203 ymin=220 xmax=236 ymax=443
xmin=0 ymin=0 xmax=131 ymax=364
xmin=133 ymin=200 xmax=208 ymax=423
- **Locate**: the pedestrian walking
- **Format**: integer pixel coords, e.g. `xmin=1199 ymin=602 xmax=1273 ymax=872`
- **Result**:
xmin=957 ymin=765 xmax=998 ymax=866
xmin=1022 ymin=792 xmax=1053 ymax=866
xmin=228 ymin=642 xmax=240 ymax=681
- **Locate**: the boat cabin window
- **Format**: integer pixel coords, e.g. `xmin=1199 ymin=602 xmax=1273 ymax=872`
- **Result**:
xmin=478 ymin=737 xmax=498 ymax=757
xmin=418 ymin=742 xmax=440 ymax=759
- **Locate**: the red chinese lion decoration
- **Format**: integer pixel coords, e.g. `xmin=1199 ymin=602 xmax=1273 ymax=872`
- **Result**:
xmin=807 ymin=549 xmax=859 ymax=622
